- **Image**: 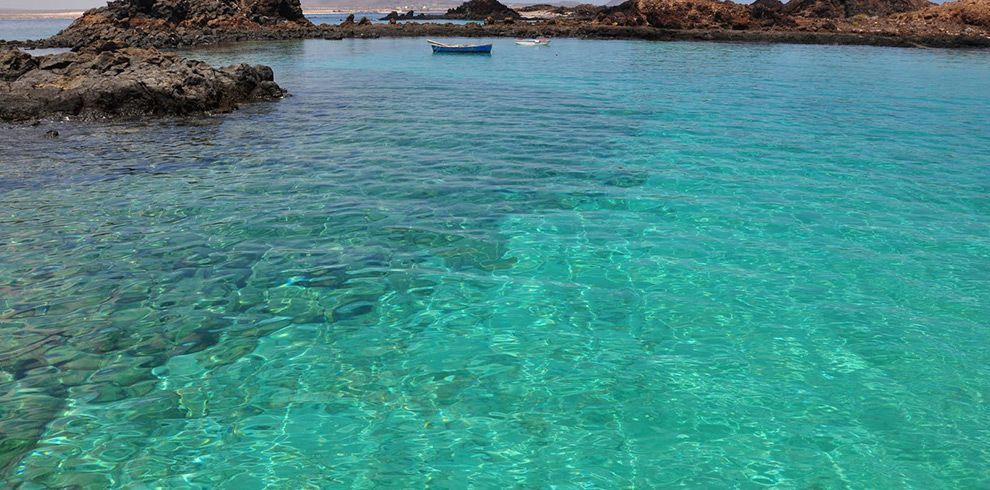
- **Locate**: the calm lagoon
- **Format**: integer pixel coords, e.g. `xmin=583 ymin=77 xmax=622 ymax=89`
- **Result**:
xmin=1 ymin=38 xmax=989 ymax=487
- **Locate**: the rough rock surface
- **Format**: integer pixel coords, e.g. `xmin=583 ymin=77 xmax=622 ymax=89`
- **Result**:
xmin=749 ymin=0 xmax=796 ymax=25
xmin=783 ymin=0 xmax=932 ymax=18
xmin=0 ymin=47 xmax=286 ymax=121
xmin=896 ymin=0 xmax=990 ymax=28
xmin=0 ymin=49 xmax=37 ymax=81
xmin=752 ymin=0 xmax=786 ymax=11
xmin=596 ymin=1 xmax=649 ymax=25
xmin=3 ymin=0 xmax=987 ymax=50
xmin=830 ymin=0 xmax=990 ymax=36
xmin=631 ymin=0 xmax=755 ymax=30
xmin=444 ymin=0 xmax=522 ymax=20
xmin=49 ymin=0 xmax=311 ymax=48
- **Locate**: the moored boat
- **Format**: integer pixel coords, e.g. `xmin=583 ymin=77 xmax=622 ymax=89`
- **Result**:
xmin=428 ymin=40 xmax=493 ymax=53
xmin=515 ymin=37 xmax=551 ymax=46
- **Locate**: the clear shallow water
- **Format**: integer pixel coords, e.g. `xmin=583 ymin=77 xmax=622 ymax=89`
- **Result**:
xmin=1 ymin=38 xmax=989 ymax=487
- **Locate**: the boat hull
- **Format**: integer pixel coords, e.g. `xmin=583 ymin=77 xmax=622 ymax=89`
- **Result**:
xmin=430 ymin=44 xmax=493 ymax=53
xmin=515 ymin=38 xmax=551 ymax=46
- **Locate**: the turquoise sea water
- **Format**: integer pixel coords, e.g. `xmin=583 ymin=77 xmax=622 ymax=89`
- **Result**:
xmin=2 ymin=38 xmax=990 ymax=487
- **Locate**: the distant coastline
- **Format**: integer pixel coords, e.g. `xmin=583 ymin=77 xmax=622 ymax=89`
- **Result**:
xmin=0 ymin=10 xmax=84 ymax=20
xmin=0 ymin=8 xmax=450 ymax=20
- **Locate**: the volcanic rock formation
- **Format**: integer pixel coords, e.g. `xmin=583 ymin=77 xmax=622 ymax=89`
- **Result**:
xmin=897 ymin=0 xmax=990 ymax=28
xmin=632 ymin=0 xmax=755 ymax=30
xmin=3 ymin=0 xmax=984 ymax=51
xmin=49 ymin=0 xmax=312 ymax=48
xmin=444 ymin=0 xmax=522 ymax=20
xmin=783 ymin=0 xmax=932 ymax=18
xmin=0 ymin=47 xmax=286 ymax=121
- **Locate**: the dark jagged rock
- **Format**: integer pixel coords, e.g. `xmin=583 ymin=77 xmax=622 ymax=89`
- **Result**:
xmin=749 ymin=0 xmax=797 ymax=25
xmin=87 ymin=0 xmax=308 ymax=26
xmin=752 ymin=0 xmax=786 ymax=12
xmin=242 ymin=0 xmax=307 ymax=24
xmin=380 ymin=10 xmax=433 ymax=21
xmin=0 ymin=47 xmax=285 ymax=122
xmin=784 ymin=0 xmax=932 ymax=18
xmin=445 ymin=0 xmax=522 ymax=20
xmin=49 ymin=0 xmax=312 ymax=48
xmin=596 ymin=1 xmax=647 ymax=26
xmin=0 ymin=49 xmax=37 ymax=81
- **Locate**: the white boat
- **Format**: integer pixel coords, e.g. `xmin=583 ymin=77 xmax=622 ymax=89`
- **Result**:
xmin=515 ymin=37 xmax=551 ymax=46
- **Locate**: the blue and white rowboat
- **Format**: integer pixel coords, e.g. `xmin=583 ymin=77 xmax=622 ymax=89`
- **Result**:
xmin=428 ymin=40 xmax=493 ymax=53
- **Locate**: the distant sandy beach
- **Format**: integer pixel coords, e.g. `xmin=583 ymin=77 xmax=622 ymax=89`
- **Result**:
xmin=0 ymin=10 xmax=83 ymax=20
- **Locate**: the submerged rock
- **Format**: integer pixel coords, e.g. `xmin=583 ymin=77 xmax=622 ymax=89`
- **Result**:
xmin=0 ymin=47 xmax=286 ymax=122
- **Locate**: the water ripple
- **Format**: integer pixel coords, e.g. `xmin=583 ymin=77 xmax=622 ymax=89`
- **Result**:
xmin=1 ymin=38 xmax=989 ymax=487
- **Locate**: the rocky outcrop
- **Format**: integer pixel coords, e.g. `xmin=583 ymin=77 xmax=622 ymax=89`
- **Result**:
xmin=3 ymin=0 xmax=983 ymax=51
xmin=444 ymin=0 xmax=522 ymax=20
xmin=0 ymin=49 xmax=36 ymax=81
xmin=541 ymin=0 xmax=758 ymax=27
xmin=896 ymin=0 xmax=990 ymax=28
xmin=596 ymin=1 xmax=649 ymax=26
xmin=49 ymin=0 xmax=312 ymax=48
xmin=632 ymin=0 xmax=754 ymax=30
xmin=783 ymin=0 xmax=932 ymax=18
xmin=749 ymin=0 xmax=797 ymax=26
xmin=242 ymin=0 xmax=307 ymax=24
xmin=834 ymin=0 xmax=990 ymax=37
xmin=0 ymin=47 xmax=285 ymax=121
xmin=380 ymin=10 xmax=440 ymax=21
xmin=752 ymin=0 xmax=786 ymax=11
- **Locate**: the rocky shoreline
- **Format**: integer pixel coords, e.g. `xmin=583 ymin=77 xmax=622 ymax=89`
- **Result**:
xmin=1 ymin=0 xmax=989 ymax=51
xmin=5 ymin=23 xmax=989 ymax=52
xmin=2 ymin=0 xmax=989 ymax=123
xmin=0 ymin=46 xmax=285 ymax=122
